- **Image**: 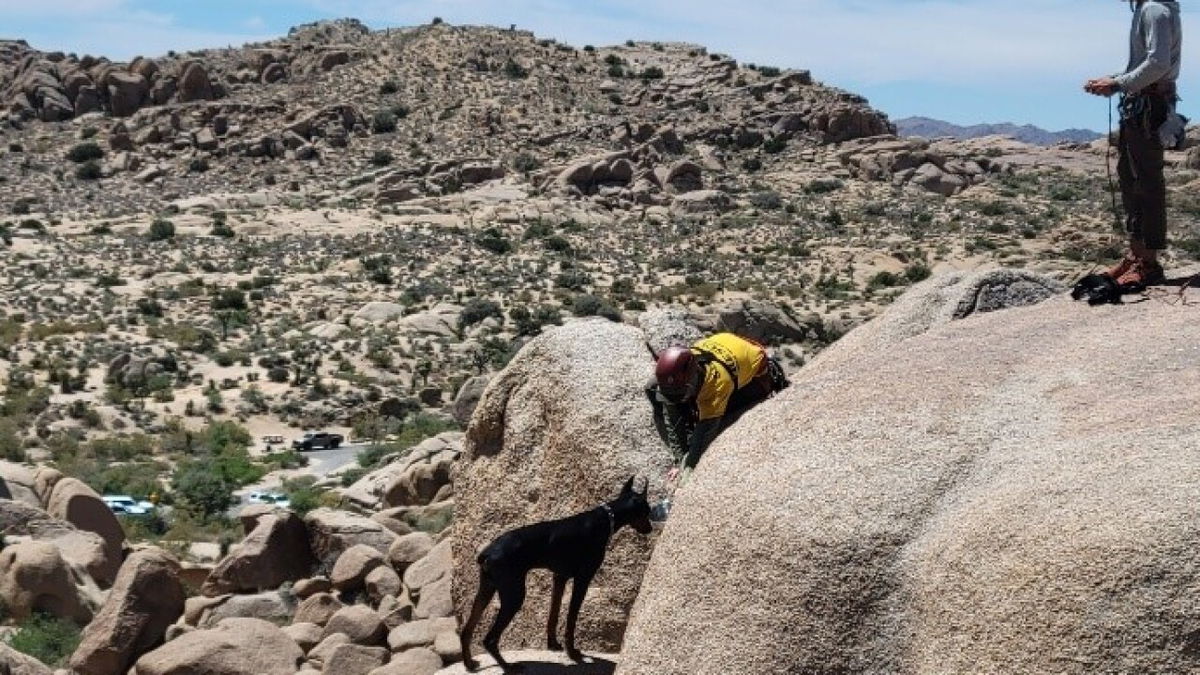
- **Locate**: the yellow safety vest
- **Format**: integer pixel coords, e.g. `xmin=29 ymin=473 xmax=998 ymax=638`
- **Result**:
xmin=692 ymin=333 xmax=766 ymax=421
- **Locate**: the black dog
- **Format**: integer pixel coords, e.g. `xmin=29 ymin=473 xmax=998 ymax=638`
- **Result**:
xmin=1071 ymin=273 xmax=1124 ymax=306
xmin=459 ymin=477 xmax=653 ymax=672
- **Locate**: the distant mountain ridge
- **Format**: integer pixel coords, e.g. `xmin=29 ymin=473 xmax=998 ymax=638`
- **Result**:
xmin=895 ymin=116 xmax=1102 ymax=146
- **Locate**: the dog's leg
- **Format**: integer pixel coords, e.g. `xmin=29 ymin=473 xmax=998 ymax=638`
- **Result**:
xmin=564 ymin=572 xmax=595 ymax=662
xmin=483 ymin=578 xmax=526 ymax=672
xmin=460 ymin=572 xmax=497 ymax=672
xmin=546 ymin=573 xmax=567 ymax=651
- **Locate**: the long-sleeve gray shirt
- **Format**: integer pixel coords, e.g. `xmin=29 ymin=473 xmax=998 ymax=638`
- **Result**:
xmin=1116 ymin=1 xmax=1183 ymax=94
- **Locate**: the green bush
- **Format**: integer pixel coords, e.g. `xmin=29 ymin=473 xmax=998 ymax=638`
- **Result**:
xmin=0 ymin=418 xmax=25 ymax=462
xmin=371 ymin=149 xmax=394 ymax=167
xmin=147 ymin=219 xmax=175 ymax=241
xmin=75 ymin=161 xmax=102 ymax=181
xmin=503 ymin=59 xmax=529 ymax=79
xmin=372 ymin=109 xmax=397 ymax=134
xmin=904 ymin=262 xmax=933 ymax=283
xmin=211 ymin=288 xmax=247 ymax=311
xmin=459 ymin=297 xmax=502 ymax=329
xmin=8 ymin=613 xmax=82 ymax=667
xmin=66 ymin=142 xmax=104 ymax=163
xmin=570 ymin=294 xmax=621 ymax=321
xmin=379 ymin=80 xmax=399 ymax=95
xmin=171 ymin=461 xmax=234 ymax=519
xmin=476 ymin=229 xmax=512 ymax=255
xmin=639 ymin=66 xmax=665 ymax=81
xmin=867 ymin=271 xmax=904 ymax=291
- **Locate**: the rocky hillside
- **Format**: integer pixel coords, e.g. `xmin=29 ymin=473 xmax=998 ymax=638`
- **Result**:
xmin=0 ymin=18 xmax=890 ymax=216
xmin=896 ymin=116 xmax=1103 ymax=145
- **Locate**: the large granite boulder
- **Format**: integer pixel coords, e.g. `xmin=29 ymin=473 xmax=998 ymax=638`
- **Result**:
xmin=202 ymin=511 xmax=316 ymax=595
xmin=0 ymin=540 xmax=93 ymax=623
xmin=44 ymin=477 xmax=125 ymax=585
xmin=451 ymin=319 xmax=672 ymax=651
xmin=620 ymin=287 xmax=1200 ymax=674
xmin=133 ymin=617 xmax=304 ymax=675
xmin=70 ymin=547 xmax=186 ymax=675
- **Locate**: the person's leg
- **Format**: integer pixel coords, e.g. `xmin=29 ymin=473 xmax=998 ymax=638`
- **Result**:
xmin=1116 ymin=118 xmax=1145 ymax=255
xmin=1132 ymin=98 xmax=1169 ymax=259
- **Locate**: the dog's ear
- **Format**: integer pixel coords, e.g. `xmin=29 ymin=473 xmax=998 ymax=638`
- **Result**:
xmin=621 ymin=475 xmax=635 ymax=495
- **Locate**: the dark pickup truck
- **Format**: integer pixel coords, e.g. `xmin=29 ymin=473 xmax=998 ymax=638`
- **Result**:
xmin=293 ymin=431 xmax=344 ymax=451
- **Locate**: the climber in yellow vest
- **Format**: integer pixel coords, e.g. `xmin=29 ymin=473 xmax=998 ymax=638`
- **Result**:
xmin=648 ymin=333 xmax=789 ymax=476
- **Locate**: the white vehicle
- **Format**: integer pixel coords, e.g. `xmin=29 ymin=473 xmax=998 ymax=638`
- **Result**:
xmin=103 ymin=495 xmax=152 ymax=516
xmin=247 ymin=492 xmax=290 ymax=509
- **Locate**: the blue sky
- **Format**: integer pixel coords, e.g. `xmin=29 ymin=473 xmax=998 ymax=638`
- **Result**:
xmin=3 ymin=0 xmax=1197 ymax=132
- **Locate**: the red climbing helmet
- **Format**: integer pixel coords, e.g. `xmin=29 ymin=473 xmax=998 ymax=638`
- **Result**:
xmin=655 ymin=346 xmax=696 ymax=399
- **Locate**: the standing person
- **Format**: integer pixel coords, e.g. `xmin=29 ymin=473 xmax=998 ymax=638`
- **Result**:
xmin=1085 ymin=0 xmax=1183 ymax=288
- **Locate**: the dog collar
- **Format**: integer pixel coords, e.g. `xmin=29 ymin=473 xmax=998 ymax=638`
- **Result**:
xmin=600 ymin=504 xmax=615 ymax=537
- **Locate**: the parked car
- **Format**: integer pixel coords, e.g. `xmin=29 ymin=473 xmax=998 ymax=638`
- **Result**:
xmin=103 ymin=495 xmax=154 ymax=516
xmin=292 ymin=431 xmax=344 ymax=451
xmin=247 ymin=491 xmax=290 ymax=509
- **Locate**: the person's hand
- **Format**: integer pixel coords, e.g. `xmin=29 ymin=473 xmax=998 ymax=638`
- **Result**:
xmin=1085 ymin=77 xmax=1119 ymax=97
xmin=665 ymin=467 xmax=680 ymax=485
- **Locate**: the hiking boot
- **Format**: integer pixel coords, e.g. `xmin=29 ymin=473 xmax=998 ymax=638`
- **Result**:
xmin=1104 ymin=255 xmax=1137 ymax=280
xmin=1116 ymin=258 xmax=1165 ymax=288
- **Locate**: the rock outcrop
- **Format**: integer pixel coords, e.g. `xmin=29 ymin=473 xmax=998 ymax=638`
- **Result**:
xmin=134 ymin=617 xmax=304 ymax=675
xmin=70 ymin=548 xmax=186 ymax=675
xmin=0 ymin=540 xmax=93 ymax=623
xmin=202 ymin=510 xmax=316 ymax=595
xmin=44 ymin=477 xmax=125 ymax=585
xmin=620 ymin=289 xmax=1200 ymax=674
xmin=452 ymin=319 xmax=673 ymax=651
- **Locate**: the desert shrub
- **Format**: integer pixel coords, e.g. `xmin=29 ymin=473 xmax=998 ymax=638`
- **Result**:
xmin=267 ymin=367 xmax=289 ymax=383
xmin=0 ymin=418 xmax=25 ymax=462
xmin=66 ymin=142 xmax=104 ymax=163
xmin=476 ymin=229 xmax=512 ymax=255
xmin=370 ymin=149 xmax=394 ymax=167
xmin=393 ymin=413 xmax=459 ymax=448
xmin=211 ymin=289 xmax=247 ymax=311
xmin=763 ymin=137 xmax=788 ymax=154
xmin=503 ymin=59 xmax=529 ymax=79
xmin=210 ymin=221 xmax=235 ymax=237
xmin=459 ymin=297 xmax=502 ymax=329
xmin=75 ymin=161 xmax=102 ymax=180
xmin=513 ymin=153 xmax=540 ymax=173
xmin=758 ymin=66 xmax=782 ymax=77
xmin=543 ymin=235 xmax=571 ymax=253
xmin=555 ymin=269 xmax=592 ymax=291
xmin=188 ymin=158 xmax=209 ymax=173
xmin=867 ymin=271 xmax=904 ymax=292
xmin=639 ymin=66 xmax=665 ymax=81
xmin=749 ymin=191 xmax=784 ymax=210
xmin=379 ymin=80 xmax=399 ymax=95
xmin=147 ymin=219 xmax=175 ymax=241
xmin=904 ymin=262 xmax=933 ymax=283
xmin=85 ymin=462 xmax=164 ymax=498
xmin=372 ymin=109 xmax=397 ymax=134
xmin=8 ymin=613 xmax=81 ymax=667
xmin=570 ymin=294 xmax=621 ymax=321
xmin=171 ymin=461 xmax=234 ymax=520
xmin=284 ymin=476 xmax=323 ymax=516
